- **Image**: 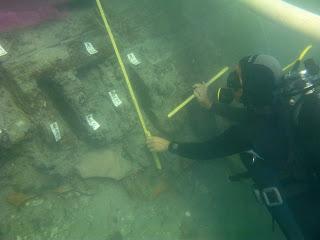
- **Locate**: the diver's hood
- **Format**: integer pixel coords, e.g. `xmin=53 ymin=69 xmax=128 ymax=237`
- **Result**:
xmin=239 ymin=55 xmax=283 ymax=107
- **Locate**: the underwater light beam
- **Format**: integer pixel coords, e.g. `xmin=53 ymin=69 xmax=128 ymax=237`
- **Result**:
xmin=240 ymin=0 xmax=320 ymax=41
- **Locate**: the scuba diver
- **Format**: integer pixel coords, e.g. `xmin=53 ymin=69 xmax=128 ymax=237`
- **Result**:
xmin=147 ymin=55 xmax=320 ymax=240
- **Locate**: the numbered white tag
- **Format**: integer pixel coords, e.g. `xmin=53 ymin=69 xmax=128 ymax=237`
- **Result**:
xmin=0 ymin=45 xmax=7 ymax=57
xmin=86 ymin=114 xmax=100 ymax=131
xmin=84 ymin=42 xmax=98 ymax=55
xmin=108 ymin=90 xmax=122 ymax=107
xmin=50 ymin=122 xmax=62 ymax=142
xmin=127 ymin=53 xmax=141 ymax=65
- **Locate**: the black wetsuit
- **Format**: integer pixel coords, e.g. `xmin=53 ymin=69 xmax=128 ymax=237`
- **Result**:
xmin=169 ymin=93 xmax=320 ymax=240
xmin=169 ymin=102 xmax=289 ymax=167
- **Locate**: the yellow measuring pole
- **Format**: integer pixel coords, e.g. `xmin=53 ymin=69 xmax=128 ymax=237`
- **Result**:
xmin=168 ymin=67 xmax=229 ymax=118
xmin=96 ymin=0 xmax=162 ymax=170
xmin=168 ymin=45 xmax=312 ymax=119
xmin=283 ymin=45 xmax=313 ymax=71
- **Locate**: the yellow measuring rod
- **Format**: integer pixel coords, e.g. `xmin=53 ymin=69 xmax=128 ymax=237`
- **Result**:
xmin=168 ymin=67 xmax=229 ymax=118
xmin=168 ymin=45 xmax=312 ymax=119
xmin=96 ymin=0 xmax=162 ymax=170
xmin=283 ymin=45 xmax=313 ymax=71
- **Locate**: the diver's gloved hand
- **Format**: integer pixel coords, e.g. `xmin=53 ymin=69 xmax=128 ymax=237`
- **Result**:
xmin=146 ymin=136 xmax=170 ymax=152
xmin=193 ymin=83 xmax=213 ymax=109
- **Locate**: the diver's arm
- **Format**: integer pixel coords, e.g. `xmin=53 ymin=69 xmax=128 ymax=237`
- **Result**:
xmin=211 ymin=102 xmax=247 ymax=122
xmin=169 ymin=125 xmax=252 ymax=160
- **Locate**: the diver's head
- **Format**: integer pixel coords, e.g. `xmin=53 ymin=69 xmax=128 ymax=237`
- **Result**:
xmin=239 ymin=55 xmax=283 ymax=108
xmin=220 ymin=55 xmax=283 ymax=108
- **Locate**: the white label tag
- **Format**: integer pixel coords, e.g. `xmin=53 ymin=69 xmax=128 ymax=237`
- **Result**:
xmin=0 ymin=45 xmax=7 ymax=57
xmin=108 ymin=90 xmax=122 ymax=107
xmin=127 ymin=53 xmax=141 ymax=65
xmin=50 ymin=122 xmax=61 ymax=142
xmin=84 ymin=42 xmax=98 ymax=55
xmin=86 ymin=114 xmax=100 ymax=131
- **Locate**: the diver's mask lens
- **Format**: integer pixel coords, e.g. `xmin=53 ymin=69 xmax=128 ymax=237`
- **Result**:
xmin=217 ymin=70 xmax=242 ymax=104
xmin=227 ymin=70 xmax=242 ymax=89
xmin=218 ymin=87 xmax=235 ymax=104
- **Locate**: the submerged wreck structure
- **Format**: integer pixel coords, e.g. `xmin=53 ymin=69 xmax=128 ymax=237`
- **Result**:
xmin=0 ymin=1 xmax=223 ymax=238
xmin=0 ymin=0 xmax=192 ymax=179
